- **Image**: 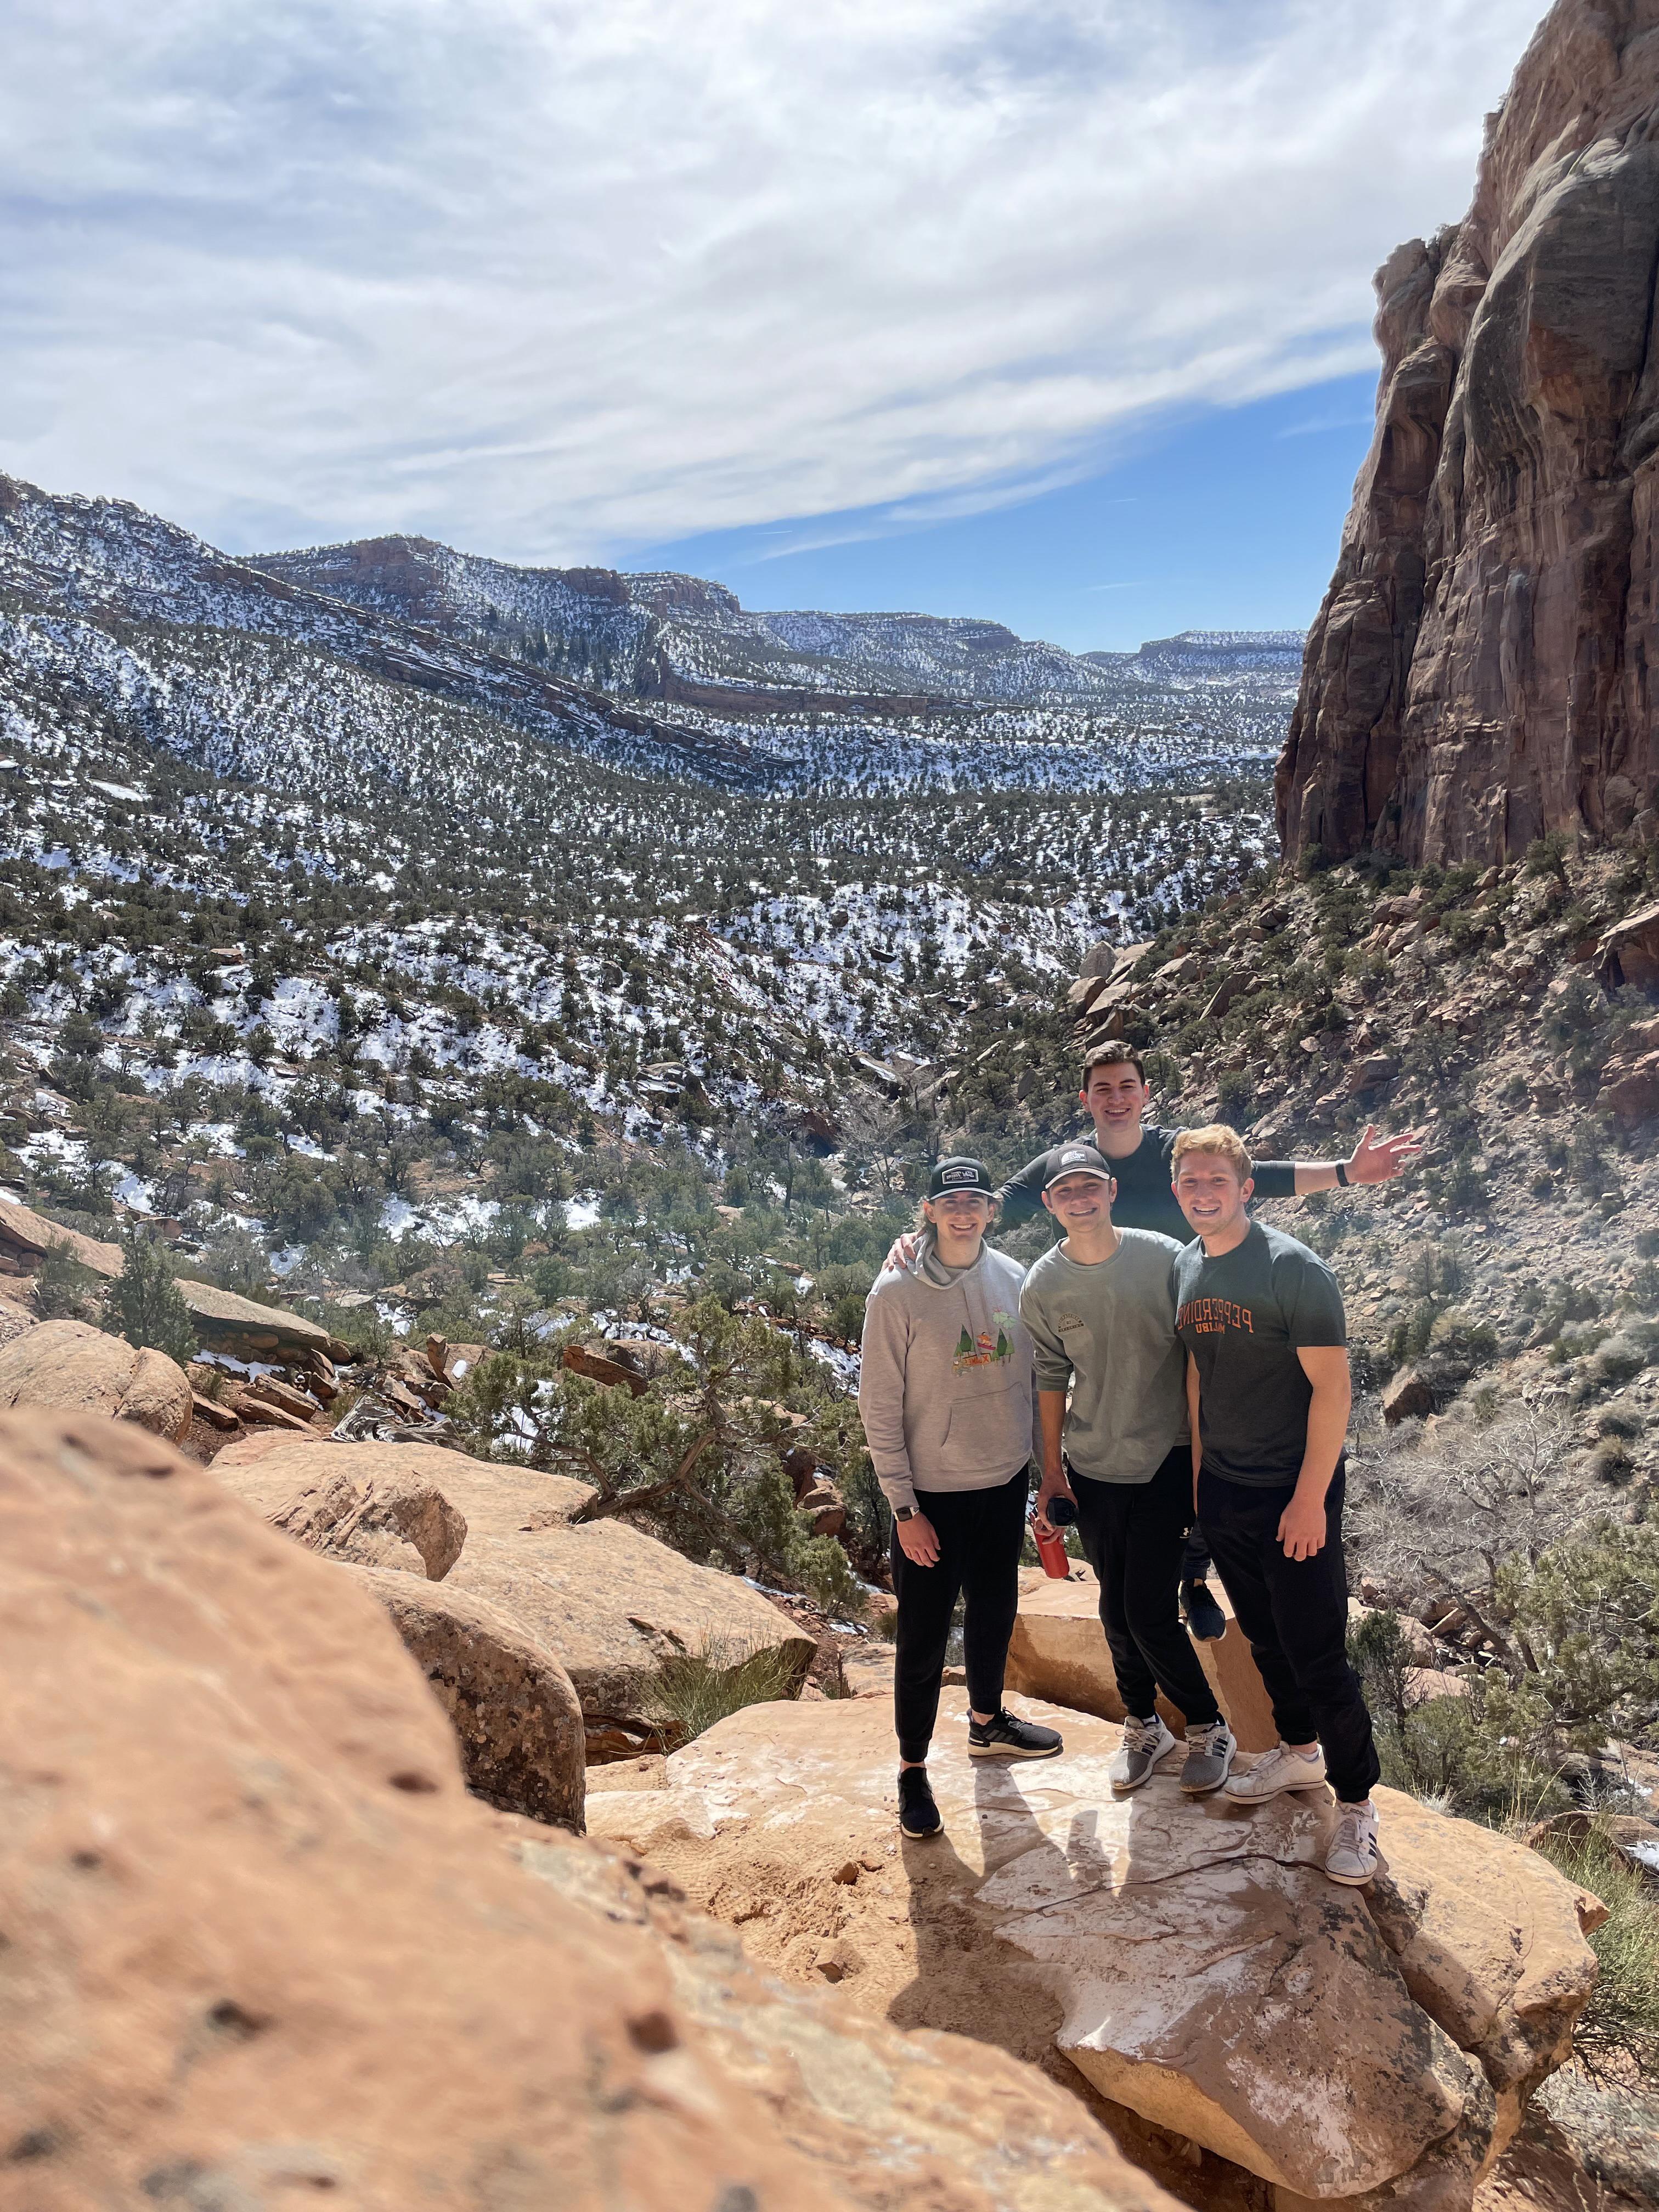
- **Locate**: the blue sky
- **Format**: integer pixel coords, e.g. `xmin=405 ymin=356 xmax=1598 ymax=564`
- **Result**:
xmin=1 ymin=2 xmax=1545 ymax=646
xmin=638 ymin=371 xmax=1379 ymax=652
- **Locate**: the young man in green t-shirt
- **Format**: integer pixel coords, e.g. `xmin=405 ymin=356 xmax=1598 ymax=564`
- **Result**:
xmin=1172 ymin=1125 xmax=1383 ymax=1886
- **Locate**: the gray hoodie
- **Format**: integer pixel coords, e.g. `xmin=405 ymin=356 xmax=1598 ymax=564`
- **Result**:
xmin=858 ymin=1239 xmax=1036 ymax=1512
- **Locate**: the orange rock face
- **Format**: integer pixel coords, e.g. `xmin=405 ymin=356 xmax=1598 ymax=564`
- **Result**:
xmin=0 ymin=1410 xmax=1181 ymax=2212
xmin=1280 ymin=0 xmax=1659 ymax=865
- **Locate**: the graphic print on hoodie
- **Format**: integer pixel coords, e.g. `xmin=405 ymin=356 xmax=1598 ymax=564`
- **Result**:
xmin=857 ymin=1238 xmax=1037 ymax=1514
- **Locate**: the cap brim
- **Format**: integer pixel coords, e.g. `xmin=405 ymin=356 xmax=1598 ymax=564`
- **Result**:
xmin=1043 ymin=1169 xmax=1115 ymax=1190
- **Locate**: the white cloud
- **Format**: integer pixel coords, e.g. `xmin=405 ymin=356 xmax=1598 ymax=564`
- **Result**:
xmin=0 ymin=0 xmax=1545 ymax=562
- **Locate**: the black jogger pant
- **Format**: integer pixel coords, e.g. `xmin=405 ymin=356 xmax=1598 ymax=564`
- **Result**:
xmin=1198 ymin=1460 xmax=1381 ymax=1804
xmin=1070 ymin=1446 xmax=1221 ymax=1728
xmin=891 ymin=1467 xmax=1028 ymax=1763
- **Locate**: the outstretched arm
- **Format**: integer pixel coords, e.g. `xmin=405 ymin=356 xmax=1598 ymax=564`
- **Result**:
xmin=1304 ymin=1123 xmax=1424 ymax=1194
xmin=1252 ymin=1124 xmax=1425 ymax=1199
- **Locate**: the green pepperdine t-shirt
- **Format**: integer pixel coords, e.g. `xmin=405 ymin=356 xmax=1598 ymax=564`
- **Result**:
xmin=1173 ymin=1221 xmax=1346 ymax=1486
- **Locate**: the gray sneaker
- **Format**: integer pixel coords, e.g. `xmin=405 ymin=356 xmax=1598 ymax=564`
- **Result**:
xmin=1178 ymin=1718 xmax=1236 ymax=1795
xmin=1109 ymin=1713 xmax=1176 ymax=1791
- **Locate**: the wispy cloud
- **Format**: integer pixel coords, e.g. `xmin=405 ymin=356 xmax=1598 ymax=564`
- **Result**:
xmin=0 ymin=0 xmax=1542 ymax=563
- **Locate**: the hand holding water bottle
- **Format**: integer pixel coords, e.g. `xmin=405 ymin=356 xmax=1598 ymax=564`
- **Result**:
xmin=1032 ymin=1490 xmax=1077 ymax=1579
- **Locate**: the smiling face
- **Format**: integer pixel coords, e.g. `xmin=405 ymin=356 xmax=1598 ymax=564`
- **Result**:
xmin=1172 ymin=1149 xmax=1253 ymax=1241
xmin=1040 ymin=1170 xmax=1115 ymax=1230
xmin=923 ymin=1188 xmax=994 ymax=1259
xmin=1083 ymin=1059 xmax=1149 ymax=1145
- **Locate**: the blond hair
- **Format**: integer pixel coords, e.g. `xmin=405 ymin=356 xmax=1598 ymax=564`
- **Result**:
xmin=1171 ymin=1124 xmax=1253 ymax=1182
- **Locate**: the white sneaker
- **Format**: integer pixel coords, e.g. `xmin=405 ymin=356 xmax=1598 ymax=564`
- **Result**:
xmin=1223 ymin=1741 xmax=1328 ymax=1802
xmin=1109 ymin=1713 xmax=1176 ymax=1791
xmin=1325 ymin=1801 xmax=1384 ymax=1886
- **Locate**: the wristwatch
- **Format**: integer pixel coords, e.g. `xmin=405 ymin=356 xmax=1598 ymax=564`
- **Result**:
xmin=895 ymin=1506 xmax=918 ymax=1522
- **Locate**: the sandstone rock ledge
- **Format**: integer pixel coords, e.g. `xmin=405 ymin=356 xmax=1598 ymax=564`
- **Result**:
xmin=602 ymin=1697 xmax=1604 ymax=2212
xmin=0 ymin=1409 xmax=1182 ymax=2212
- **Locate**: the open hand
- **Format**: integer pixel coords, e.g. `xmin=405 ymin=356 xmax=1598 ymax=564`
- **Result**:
xmin=1277 ymin=1492 xmax=1328 ymax=1561
xmin=896 ymin=1511 xmax=940 ymax=1566
xmin=1346 ymin=1124 xmax=1425 ymax=1184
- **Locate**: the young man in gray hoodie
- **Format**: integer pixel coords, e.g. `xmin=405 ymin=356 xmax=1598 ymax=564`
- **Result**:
xmin=860 ymin=1156 xmax=1062 ymax=1841
xmin=1021 ymin=1143 xmax=1235 ymax=1796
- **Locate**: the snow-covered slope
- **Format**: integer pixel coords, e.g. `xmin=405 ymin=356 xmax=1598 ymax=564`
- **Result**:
xmin=252 ymin=534 xmax=1306 ymax=720
xmin=0 ymin=475 xmax=764 ymax=790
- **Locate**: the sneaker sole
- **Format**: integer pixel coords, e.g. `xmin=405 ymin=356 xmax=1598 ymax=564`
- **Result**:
xmin=1223 ymin=1771 xmax=1328 ymax=1803
xmin=1325 ymin=1850 xmax=1387 ymax=1887
xmin=1182 ymin=1616 xmax=1227 ymax=1642
xmin=1179 ymin=1771 xmax=1233 ymax=1795
xmin=1109 ymin=1760 xmax=1171 ymax=1791
xmin=967 ymin=1740 xmax=1063 ymax=1759
xmin=900 ymin=1821 xmax=942 ymax=1839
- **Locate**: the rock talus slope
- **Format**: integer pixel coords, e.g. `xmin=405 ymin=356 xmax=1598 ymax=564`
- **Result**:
xmin=0 ymin=1408 xmax=1187 ymax=2212
xmin=609 ymin=1697 xmax=1603 ymax=2212
xmin=1280 ymin=0 xmax=1659 ymax=865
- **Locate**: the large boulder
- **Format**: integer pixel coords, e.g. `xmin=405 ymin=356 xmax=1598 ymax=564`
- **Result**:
xmin=341 ymin=1561 xmax=586 ymax=1831
xmin=270 ymin=1466 xmax=468 ymax=1579
xmin=0 ymin=1408 xmax=1177 ymax=2212
xmin=0 ymin=1194 xmax=123 ymax=1277
xmin=212 ymin=1433 xmax=594 ymax=1539
xmin=172 ymin=1276 xmax=337 ymax=1363
xmin=612 ymin=1696 xmax=1602 ymax=2212
xmin=449 ymin=1524 xmax=816 ymax=1760
xmin=0 ymin=1317 xmax=192 ymax=1442
xmin=1005 ymin=1563 xmax=1278 ymax=1753
xmin=1598 ymin=901 xmax=1659 ymax=993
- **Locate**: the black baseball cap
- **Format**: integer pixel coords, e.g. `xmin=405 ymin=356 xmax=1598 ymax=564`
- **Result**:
xmin=928 ymin=1155 xmax=994 ymax=1198
xmin=1041 ymin=1142 xmax=1117 ymax=1191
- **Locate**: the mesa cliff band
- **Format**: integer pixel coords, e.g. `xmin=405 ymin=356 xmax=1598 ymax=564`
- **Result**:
xmin=858 ymin=1040 xmax=1423 ymax=1887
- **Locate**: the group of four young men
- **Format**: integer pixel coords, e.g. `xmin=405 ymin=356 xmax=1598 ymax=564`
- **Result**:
xmin=857 ymin=1041 xmax=1421 ymax=1887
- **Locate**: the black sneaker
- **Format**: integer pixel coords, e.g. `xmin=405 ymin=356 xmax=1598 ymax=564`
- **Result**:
xmin=967 ymin=1709 xmax=1063 ymax=1760
xmin=1181 ymin=1578 xmax=1227 ymax=1642
xmin=898 ymin=1765 xmax=941 ymax=1838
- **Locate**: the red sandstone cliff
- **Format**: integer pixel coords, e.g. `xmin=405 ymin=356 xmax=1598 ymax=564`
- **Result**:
xmin=1279 ymin=0 xmax=1659 ymax=865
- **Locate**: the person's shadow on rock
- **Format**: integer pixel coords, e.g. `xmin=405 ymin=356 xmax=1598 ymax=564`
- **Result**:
xmin=885 ymin=1742 xmax=1118 ymax=2080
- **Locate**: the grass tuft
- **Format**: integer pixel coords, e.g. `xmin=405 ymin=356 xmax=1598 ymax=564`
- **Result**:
xmin=1530 ymin=1824 xmax=1659 ymax=2083
xmin=644 ymin=1638 xmax=804 ymax=1748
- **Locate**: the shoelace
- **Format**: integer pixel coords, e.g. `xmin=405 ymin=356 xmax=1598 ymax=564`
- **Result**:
xmin=1187 ymin=1721 xmax=1228 ymax=1752
xmin=1124 ymin=1716 xmax=1165 ymax=1751
xmin=1332 ymin=1809 xmax=1373 ymax=1858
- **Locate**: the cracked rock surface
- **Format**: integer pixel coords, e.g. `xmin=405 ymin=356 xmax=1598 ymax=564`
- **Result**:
xmin=602 ymin=1696 xmax=1602 ymax=2210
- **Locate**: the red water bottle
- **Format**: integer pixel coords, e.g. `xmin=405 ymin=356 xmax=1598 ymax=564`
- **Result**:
xmin=1034 ymin=1493 xmax=1077 ymax=1579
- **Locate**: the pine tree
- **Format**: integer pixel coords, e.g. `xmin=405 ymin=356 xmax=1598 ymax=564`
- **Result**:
xmin=109 ymin=1231 xmax=197 ymax=1366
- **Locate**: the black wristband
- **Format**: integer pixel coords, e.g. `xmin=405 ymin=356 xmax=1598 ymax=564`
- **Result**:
xmin=1335 ymin=1160 xmax=1350 ymax=1187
